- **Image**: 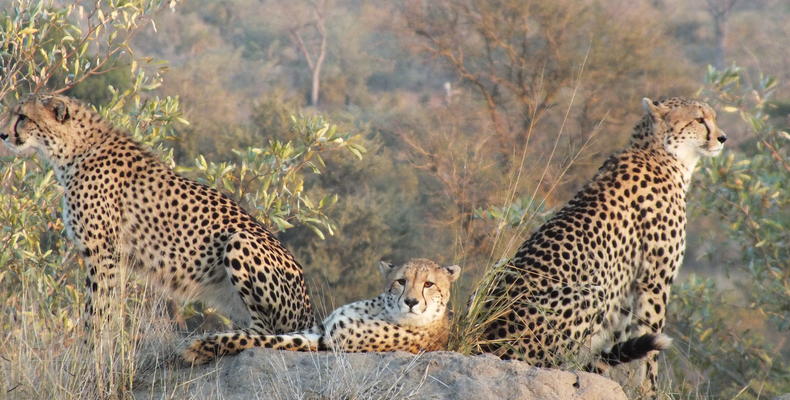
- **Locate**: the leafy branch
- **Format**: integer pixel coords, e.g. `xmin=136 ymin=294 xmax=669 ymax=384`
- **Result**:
xmin=179 ymin=114 xmax=365 ymax=239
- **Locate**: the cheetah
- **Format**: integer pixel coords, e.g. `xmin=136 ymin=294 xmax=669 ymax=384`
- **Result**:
xmin=181 ymin=258 xmax=460 ymax=364
xmin=1 ymin=94 xmax=315 ymax=342
xmin=476 ymin=97 xmax=726 ymax=397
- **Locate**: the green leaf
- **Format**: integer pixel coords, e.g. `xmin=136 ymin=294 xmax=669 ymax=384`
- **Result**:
xmin=271 ymin=216 xmax=294 ymax=231
xmin=306 ymin=224 xmax=326 ymax=240
xmin=18 ymin=27 xmax=38 ymax=36
xmin=196 ymin=155 xmax=208 ymax=170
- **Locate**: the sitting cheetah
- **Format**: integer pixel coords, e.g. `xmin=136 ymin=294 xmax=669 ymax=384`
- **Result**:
xmin=1 ymin=95 xmax=314 ymax=340
xmin=476 ymin=97 xmax=726 ymax=397
xmin=181 ymin=258 xmax=460 ymax=364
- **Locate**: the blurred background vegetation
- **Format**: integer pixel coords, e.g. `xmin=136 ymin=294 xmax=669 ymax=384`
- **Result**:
xmin=0 ymin=0 xmax=787 ymax=398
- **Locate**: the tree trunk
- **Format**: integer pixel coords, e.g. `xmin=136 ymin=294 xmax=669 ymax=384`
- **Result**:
xmin=310 ymin=11 xmax=327 ymax=107
xmin=705 ymin=0 xmax=737 ymax=69
xmin=289 ymin=0 xmax=328 ymax=107
xmin=712 ymin=14 xmax=726 ymax=69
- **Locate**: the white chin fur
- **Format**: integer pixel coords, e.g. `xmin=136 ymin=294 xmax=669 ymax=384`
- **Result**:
xmin=2 ymin=140 xmax=35 ymax=155
xmin=700 ymin=146 xmax=723 ymax=157
xmin=400 ymin=305 xmax=426 ymax=315
xmin=393 ymin=308 xmax=433 ymax=326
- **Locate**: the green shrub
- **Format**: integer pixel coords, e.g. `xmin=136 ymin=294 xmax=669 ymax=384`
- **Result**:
xmin=666 ymin=65 xmax=790 ymax=399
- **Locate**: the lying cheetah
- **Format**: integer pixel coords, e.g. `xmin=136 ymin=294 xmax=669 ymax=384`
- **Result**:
xmin=477 ymin=97 xmax=726 ymax=397
xmin=181 ymin=258 xmax=460 ymax=364
xmin=1 ymin=95 xmax=314 ymax=340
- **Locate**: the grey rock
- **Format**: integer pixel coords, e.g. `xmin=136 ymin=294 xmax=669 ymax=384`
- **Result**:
xmin=135 ymin=350 xmax=628 ymax=400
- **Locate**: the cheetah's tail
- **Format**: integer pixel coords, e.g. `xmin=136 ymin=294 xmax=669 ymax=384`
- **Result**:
xmin=585 ymin=333 xmax=672 ymax=373
xmin=180 ymin=328 xmax=325 ymax=365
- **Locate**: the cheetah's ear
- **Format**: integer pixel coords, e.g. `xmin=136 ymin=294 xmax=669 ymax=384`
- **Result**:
xmin=44 ymin=96 xmax=70 ymax=123
xmin=378 ymin=261 xmax=395 ymax=276
xmin=642 ymin=97 xmax=668 ymax=120
xmin=443 ymin=265 xmax=461 ymax=282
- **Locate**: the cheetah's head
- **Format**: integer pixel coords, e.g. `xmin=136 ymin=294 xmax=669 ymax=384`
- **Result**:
xmin=640 ymin=97 xmax=727 ymax=167
xmin=379 ymin=258 xmax=460 ymax=327
xmin=1 ymin=94 xmax=97 ymax=164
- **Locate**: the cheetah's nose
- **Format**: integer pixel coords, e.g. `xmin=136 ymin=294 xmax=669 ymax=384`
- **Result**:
xmin=717 ymin=135 xmax=727 ymax=144
xmin=404 ymin=298 xmax=419 ymax=309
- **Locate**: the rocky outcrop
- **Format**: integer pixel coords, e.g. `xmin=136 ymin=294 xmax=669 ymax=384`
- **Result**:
xmin=136 ymin=350 xmax=627 ymax=400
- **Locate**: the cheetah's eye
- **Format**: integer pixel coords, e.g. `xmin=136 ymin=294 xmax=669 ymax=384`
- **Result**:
xmin=424 ymin=281 xmax=434 ymax=288
xmin=695 ymin=117 xmax=705 ymax=124
xmin=396 ymin=279 xmax=406 ymax=286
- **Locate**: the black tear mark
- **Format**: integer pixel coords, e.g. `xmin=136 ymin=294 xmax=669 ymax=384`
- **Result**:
xmin=702 ymin=120 xmax=711 ymax=141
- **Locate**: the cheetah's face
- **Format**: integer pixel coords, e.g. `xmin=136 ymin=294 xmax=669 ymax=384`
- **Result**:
xmin=379 ymin=258 xmax=460 ymax=326
xmin=643 ymin=97 xmax=727 ymax=164
xmin=1 ymin=95 xmax=75 ymax=156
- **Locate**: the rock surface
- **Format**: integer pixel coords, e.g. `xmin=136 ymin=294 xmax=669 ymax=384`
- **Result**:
xmin=135 ymin=350 xmax=627 ymax=400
